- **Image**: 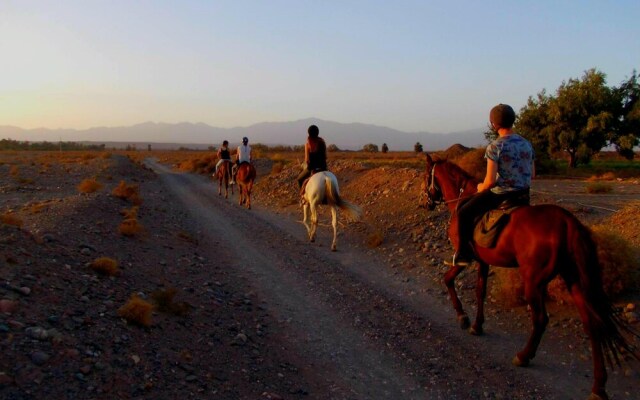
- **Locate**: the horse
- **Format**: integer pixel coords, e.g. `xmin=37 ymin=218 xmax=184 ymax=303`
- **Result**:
xmin=301 ymin=171 xmax=362 ymax=251
xmin=236 ymin=162 xmax=256 ymax=209
xmin=420 ymin=153 xmax=637 ymax=400
xmin=215 ymin=160 xmax=234 ymax=198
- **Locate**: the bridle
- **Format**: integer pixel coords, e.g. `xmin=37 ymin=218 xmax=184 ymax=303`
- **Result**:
xmin=421 ymin=163 xmax=466 ymax=209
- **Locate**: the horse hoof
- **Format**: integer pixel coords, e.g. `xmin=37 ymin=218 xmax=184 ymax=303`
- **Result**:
xmin=512 ymin=355 xmax=529 ymax=367
xmin=458 ymin=315 xmax=470 ymax=330
xmin=331 ymin=246 xmax=337 ymax=252
xmin=468 ymin=325 xmax=483 ymax=336
xmin=587 ymin=392 xmax=608 ymax=400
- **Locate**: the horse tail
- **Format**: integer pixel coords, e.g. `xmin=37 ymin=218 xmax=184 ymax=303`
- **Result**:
xmin=569 ymin=217 xmax=639 ymax=366
xmin=325 ymin=175 xmax=362 ymax=222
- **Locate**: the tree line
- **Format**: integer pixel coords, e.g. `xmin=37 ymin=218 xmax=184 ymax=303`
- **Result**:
xmin=0 ymin=139 xmax=107 ymax=151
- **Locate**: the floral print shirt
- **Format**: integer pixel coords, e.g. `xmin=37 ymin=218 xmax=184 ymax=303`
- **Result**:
xmin=485 ymin=133 xmax=534 ymax=194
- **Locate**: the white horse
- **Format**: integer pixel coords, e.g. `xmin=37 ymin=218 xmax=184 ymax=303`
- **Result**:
xmin=302 ymin=171 xmax=362 ymax=251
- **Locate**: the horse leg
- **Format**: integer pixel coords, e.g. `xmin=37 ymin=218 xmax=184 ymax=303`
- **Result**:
xmin=302 ymin=203 xmax=313 ymax=241
xmin=217 ymin=177 xmax=222 ymax=195
xmin=309 ymin=203 xmax=318 ymax=243
xmin=246 ymin=182 xmax=252 ymax=209
xmin=470 ymin=262 xmax=489 ymax=335
xmin=444 ymin=264 xmax=470 ymax=329
xmin=330 ymin=206 xmax=338 ymax=251
xmin=513 ymin=280 xmax=549 ymax=367
xmin=566 ymin=282 xmax=609 ymax=400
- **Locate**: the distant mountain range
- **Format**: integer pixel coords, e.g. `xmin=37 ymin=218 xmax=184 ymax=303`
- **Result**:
xmin=0 ymin=118 xmax=487 ymax=151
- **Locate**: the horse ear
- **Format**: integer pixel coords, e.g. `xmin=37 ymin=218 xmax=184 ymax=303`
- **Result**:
xmin=425 ymin=152 xmax=433 ymax=164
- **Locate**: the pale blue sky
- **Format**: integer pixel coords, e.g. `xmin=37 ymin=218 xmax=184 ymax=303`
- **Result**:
xmin=1 ymin=0 xmax=638 ymax=134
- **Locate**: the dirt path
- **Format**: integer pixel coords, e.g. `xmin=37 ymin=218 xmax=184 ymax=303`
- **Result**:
xmin=145 ymin=159 xmax=638 ymax=400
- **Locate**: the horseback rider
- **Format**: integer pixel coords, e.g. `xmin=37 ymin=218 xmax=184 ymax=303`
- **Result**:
xmin=214 ymin=140 xmax=232 ymax=179
xmin=297 ymin=124 xmax=327 ymax=189
xmin=449 ymin=103 xmax=535 ymax=267
xmin=232 ymin=136 xmax=252 ymax=184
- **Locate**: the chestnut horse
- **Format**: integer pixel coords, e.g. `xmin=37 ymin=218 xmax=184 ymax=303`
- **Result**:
xmin=236 ymin=162 xmax=256 ymax=209
xmin=420 ymin=153 xmax=637 ymax=400
xmin=215 ymin=160 xmax=234 ymax=198
xmin=302 ymin=171 xmax=362 ymax=251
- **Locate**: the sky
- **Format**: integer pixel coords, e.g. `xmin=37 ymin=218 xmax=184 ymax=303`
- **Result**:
xmin=1 ymin=0 xmax=639 ymax=135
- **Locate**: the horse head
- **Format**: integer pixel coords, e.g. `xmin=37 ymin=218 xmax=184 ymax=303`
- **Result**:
xmin=419 ymin=153 xmax=443 ymax=210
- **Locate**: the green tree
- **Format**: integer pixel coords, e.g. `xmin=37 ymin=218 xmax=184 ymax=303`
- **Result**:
xmin=414 ymin=142 xmax=423 ymax=153
xmin=362 ymin=143 xmax=379 ymax=152
xmin=611 ymin=70 xmax=640 ymax=159
xmin=547 ymin=69 xmax=616 ymax=167
xmin=381 ymin=143 xmax=389 ymax=153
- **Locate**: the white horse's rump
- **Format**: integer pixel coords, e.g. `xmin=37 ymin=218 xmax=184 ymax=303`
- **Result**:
xmin=302 ymin=171 xmax=362 ymax=251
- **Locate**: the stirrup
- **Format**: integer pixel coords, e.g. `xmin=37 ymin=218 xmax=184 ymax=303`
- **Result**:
xmin=444 ymin=253 xmax=474 ymax=267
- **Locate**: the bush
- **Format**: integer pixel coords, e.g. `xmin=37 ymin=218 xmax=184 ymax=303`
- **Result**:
xmin=366 ymin=229 xmax=384 ymax=248
xmin=591 ymin=225 xmax=639 ymax=297
xmin=112 ymin=181 xmax=142 ymax=204
xmin=119 ymin=218 xmax=143 ymax=237
xmin=0 ymin=213 xmax=23 ymax=227
xmin=151 ymin=288 xmax=191 ymax=316
xmin=118 ymin=294 xmax=153 ymax=327
xmin=585 ymin=182 xmax=614 ymax=194
xmin=90 ymin=257 xmax=119 ymax=276
xmin=77 ymin=178 xmax=103 ymax=193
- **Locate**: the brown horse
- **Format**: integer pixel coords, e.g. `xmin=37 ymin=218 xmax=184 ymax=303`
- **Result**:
xmin=420 ymin=153 xmax=637 ymax=400
xmin=215 ymin=160 xmax=234 ymax=198
xmin=236 ymin=162 xmax=256 ymax=209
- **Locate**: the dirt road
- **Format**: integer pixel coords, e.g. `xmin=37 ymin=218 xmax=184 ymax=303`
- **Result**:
xmin=145 ymin=159 xmax=638 ymax=400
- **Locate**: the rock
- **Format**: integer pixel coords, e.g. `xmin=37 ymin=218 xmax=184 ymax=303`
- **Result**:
xmin=26 ymin=326 xmax=49 ymax=340
xmin=232 ymin=333 xmax=248 ymax=346
xmin=0 ymin=299 xmax=17 ymax=314
xmin=31 ymin=351 xmax=50 ymax=365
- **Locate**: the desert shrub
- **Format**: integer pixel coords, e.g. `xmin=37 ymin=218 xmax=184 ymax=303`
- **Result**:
xmin=177 ymin=154 xmax=216 ymax=174
xmin=151 ymin=288 xmax=191 ymax=316
xmin=366 ymin=229 xmax=384 ymax=248
xmin=112 ymin=181 xmax=142 ymax=204
xmin=490 ymin=269 xmax=525 ymax=307
xmin=590 ymin=225 xmax=639 ymax=297
xmin=120 ymin=206 xmax=139 ymax=220
xmin=77 ymin=178 xmax=103 ymax=193
xmin=118 ymin=294 xmax=153 ymax=327
xmin=587 ymin=172 xmax=616 ymax=181
xmin=90 ymin=257 xmax=120 ymax=276
xmin=119 ymin=218 xmax=143 ymax=236
xmin=585 ymin=182 xmax=613 ymax=194
xmin=0 ymin=213 xmax=23 ymax=227
xmin=9 ymin=165 xmax=19 ymax=176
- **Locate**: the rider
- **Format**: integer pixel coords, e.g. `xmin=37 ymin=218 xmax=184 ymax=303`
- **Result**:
xmin=232 ymin=136 xmax=252 ymax=184
xmin=449 ymin=103 xmax=535 ymax=267
xmin=297 ymin=124 xmax=327 ymax=189
xmin=214 ymin=140 xmax=232 ymax=179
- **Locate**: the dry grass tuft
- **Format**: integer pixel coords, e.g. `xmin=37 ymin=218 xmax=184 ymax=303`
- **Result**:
xmin=1 ymin=213 xmax=23 ymax=227
xmin=120 ymin=206 xmax=139 ymax=220
xmin=366 ymin=229 xmax=385 ymax=248
xmin=490 ymin=269 xmax=526 ymax=307
xmin=90 ymin=257 xmax=120 ymax=276
xmin=9 ymin=165 xmax=19 ymax=176
xmin=271 ymin=162 xmax=284 ymax=174
xmin=118 ymin=294 xmax=153 ymax=327
xmin=151 ymin=288 xmax=192 ymax=316
xmin=585 ymin=182 xmax=614 ymax=194
xmin=119 ymin=218 xmax=143 ymax=237
xmin=112 ymin=181 xmax=143 ymax=204
xmin=588 ymin=172 xmax=617 ymax=181
xmin=78 ymin=178 xmax=103 ymax=193
xmin=591 ymin=225 xmax=639 ymax=296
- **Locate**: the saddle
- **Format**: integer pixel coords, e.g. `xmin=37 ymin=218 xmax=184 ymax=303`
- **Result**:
xmin=472 ymin=191 xmax=530 ymax=248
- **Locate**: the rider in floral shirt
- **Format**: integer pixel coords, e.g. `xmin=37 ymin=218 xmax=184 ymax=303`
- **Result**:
xmin=449 ymin=104 xmax=535 ymax=267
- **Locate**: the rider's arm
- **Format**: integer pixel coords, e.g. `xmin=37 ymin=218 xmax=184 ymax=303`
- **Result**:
xmin=477 ymin=158 xmax=497 ymax=192
xmin=304 ymin=142 xmax=310 ymax=167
